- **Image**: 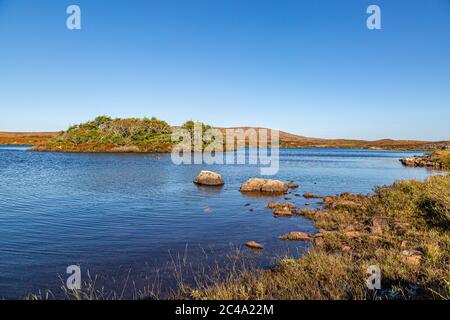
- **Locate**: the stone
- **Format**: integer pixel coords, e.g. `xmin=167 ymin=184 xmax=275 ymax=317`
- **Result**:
xmin=246 ymin=241 xmax=264 ymax=249
xmin=342 ymin=246 xmax=351 ymax=253
xmin=279 ymin=232 xmax=311 ymax=241
xmin=303 ymin=192 xmax=321 ymax=199
xmin=400 ymin=156 xmax=443 ymax=169
xmin=273 ymin=206 xmax=294 ymax=217
xmin=343 ymin=231 xmax=362 ymax=239
xmin=400 ymin=240 xmax=409 ymax=249
xmin=266 ymin=202 xmax=296 ymax=209
xmin=240 ymin=178 xmax=288 ymax=193
xmin=287 ymin=181 xmax=299 ymax=189
xmin=193 ymin=170 xmax=224 ymax=186
xmin=371 ymin=217 xmax=389 ymax=235
xmin=314 ymin=237 xmax=325 ymax=247
xmin=321 ymin=196 xmax=334 ymax=204
xmin=401 ymin=249 xmax=423 ymax=266
xmin=330 ymin=200 xmax=361 ymax=209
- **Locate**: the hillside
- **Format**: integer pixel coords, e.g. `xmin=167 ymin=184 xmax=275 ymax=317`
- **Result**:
xmin=0 ymin=132 xmax=58 ymax=146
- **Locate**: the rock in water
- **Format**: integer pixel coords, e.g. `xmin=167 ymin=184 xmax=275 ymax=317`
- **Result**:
xmin=273 ymin=206 xmax=294 ymax=217
xmin=287 ymin=181 xmax=299 ymax=189
xmin=193 ymin=170 xmax=224 ymax=186
xmin=240 ymin=178 xmax=288 ymax=193
xmin=303 ymin=192 xmax=322 ymax=199
xmin=266 ymin=202 xmax=296 ymax=209
xmin=246 ymin=241 xmax=264 ymax=249
xmin=279 ymin=232 xmax=311 ymax=241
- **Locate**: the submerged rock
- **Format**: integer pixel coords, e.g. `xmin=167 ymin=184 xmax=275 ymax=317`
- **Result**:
xmin=279 ymin=232 xmax=311 ymax=241
xmin=240 ymin=178 xmax=288 ymax=193
xmin=287 ymin=181 xmax=299 ymax=189
xmin=193 ymin=170 xmax=224 ymax=186
xmin=246 ymin=241 xmax=264 ymax=249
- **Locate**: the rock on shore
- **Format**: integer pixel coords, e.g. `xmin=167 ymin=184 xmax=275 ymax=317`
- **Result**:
xmin=193 ymin=170 xmax=224 ymax=186
xmin=279 ymin=232 xmax=311 ymax=241
xmin=240 ymin=178 xmax=288 ymax=193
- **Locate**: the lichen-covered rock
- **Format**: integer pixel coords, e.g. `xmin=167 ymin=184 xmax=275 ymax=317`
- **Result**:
xmin=240 ymin=178 xmax=288 ymax=193
xmin=193 ymin=170 xmax=224 ymax=186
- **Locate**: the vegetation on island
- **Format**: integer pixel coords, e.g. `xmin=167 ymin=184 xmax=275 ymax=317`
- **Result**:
xmin=188 ymin=174 xmax=450 ymax=300
xmin=31 ymin=116 xmax=213 ymax=153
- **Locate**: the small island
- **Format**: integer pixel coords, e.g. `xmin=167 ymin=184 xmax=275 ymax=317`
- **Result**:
xmin=31 ymin=116 xmax=175 ymax=153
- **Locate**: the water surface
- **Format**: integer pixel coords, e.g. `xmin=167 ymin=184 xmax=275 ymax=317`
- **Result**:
xmin=0 ymin=147 xmax=439 ymax=298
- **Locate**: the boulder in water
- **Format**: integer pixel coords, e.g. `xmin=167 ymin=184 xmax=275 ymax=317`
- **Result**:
xmin=193 ymin=170 xmax=224 ymax=186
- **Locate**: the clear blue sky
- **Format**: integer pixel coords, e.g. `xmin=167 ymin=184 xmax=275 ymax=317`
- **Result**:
xmin=1 ymin=0 xmax=449 ymax=140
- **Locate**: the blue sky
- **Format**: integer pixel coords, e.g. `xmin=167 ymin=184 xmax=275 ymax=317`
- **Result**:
xmin=0 ymin=0 xmax=449 ymax=140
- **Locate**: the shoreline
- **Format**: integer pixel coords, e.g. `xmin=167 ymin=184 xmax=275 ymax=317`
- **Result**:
xmin=190 ymin=174 xmax=450 ymax=300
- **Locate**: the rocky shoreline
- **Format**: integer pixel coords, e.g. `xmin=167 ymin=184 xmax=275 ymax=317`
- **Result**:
xmin=191 ymin=173 xmax=450 ymax=300
xmin=400 ymin=149 xmax=450 ymax=170
xmin=400 ymin=154 xmax=440 ymax=169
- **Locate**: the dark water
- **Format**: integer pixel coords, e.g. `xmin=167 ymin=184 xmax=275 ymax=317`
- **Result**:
xmin=0 ymin=146 xmax=440 ymax=298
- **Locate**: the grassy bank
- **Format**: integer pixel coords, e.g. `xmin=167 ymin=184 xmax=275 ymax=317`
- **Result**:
xmin=190 ymin=174 xmax=450 ymax=300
